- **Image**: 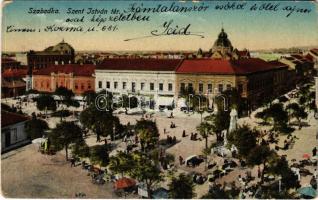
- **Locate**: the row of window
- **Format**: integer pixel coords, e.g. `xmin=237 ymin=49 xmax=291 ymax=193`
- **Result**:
xmin=98 ymin=81 xmax=173 ymax=92
xmin=34 ymin=80 xmax=92 ymax=91
xmin=180 ymin=83 xmax=233 ymax=93
xmin=74 ymin=83 xmax=92 ymax=90
xmin=34 ymin=80 xmax=50 ymax=89
xmin=179 ymin=83 xmax=244 ymax=94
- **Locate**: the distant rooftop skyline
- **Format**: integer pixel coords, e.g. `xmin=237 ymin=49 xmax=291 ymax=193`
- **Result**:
xmin=2 ymin=1 xmax=318 ymax=52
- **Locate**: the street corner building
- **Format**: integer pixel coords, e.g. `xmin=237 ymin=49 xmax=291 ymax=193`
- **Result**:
xmin=95 ymin=28 xmax=290 ymax=111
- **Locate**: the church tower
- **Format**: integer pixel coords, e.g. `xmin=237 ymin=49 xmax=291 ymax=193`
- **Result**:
xmin=211 ymin=28 xmax=234 ymax=59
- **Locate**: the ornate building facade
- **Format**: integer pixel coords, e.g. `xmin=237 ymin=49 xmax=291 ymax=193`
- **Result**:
xmin=175 ymin=58 xmax=288 ymax=111
xmin=94 ymin=28 xmax=289 ymax=112
xmin=95 ymin=59 xmax=181 ymax=109
xmin=26 ymin=40 xmax=75 ymax=91
xmin=197 ymin=28 xmax=251 ymax=60
xmin=32 ymin=64 xmax=95 ymax=95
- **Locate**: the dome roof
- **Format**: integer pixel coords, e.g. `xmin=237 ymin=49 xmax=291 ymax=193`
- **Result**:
xmin=213 ymin=28 xmax=233 ymax=50
xmin=51 ymin=40 xmax=74 ymax=54
xmin=43 ymin=40 xmax=74 ymax=54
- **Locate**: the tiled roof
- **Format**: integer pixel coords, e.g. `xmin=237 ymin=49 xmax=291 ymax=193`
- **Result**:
xmin=1 ymin=111 xmax=29 ymax=128
xmin=310 ymin=49 xmax=318 ymax=56
xmin=267 ymin=60 xmax=289 ymax=67
xmin=290 ymin=54 xmax=313 ymax=63
xmin=305 ymin=54 xmax=314 ymax=62
xmin=290 ymin=54 xmax=304 ymax=60
xmin=33 ymin=64 xmax=95 ymax=76
xmin=176 ymin=58 xmax=287 ymax=75
xmin=2 ymin=69 xmax=28 ymax=78
xmin=96 ymin=59 xmax=183 ymax=71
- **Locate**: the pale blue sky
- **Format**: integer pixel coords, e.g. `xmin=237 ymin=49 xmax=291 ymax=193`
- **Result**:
xmin=2 ymin=0 xmax=318 ymax=51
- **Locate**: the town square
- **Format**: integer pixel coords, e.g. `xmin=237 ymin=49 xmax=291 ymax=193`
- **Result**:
xmin=1 ymin=0 xmax=318 ymax=199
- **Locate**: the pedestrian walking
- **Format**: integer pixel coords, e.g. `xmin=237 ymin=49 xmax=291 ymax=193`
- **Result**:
xmin=70 ymin=157 xmax=76 ymax=167
xmin=179 ymin=155 xmax=183 ymax=165
xmin=312 ymin=147 xmax=317 ymax=157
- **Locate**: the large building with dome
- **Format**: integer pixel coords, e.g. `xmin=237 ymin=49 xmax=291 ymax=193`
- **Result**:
xmin=26 ymin=40 xmax=75 ymax=91
xmin=197 ymin=28 xmax=250 ymax=60
xmin=212 ymin=28 xmax=234 ymax=55
xmin=27 ymin=30 xmax=290 ymax=114
xmin=27 ymin=40 xmax=75 ymax=71
xmin=95 ymin=28 xmax=289 ymax=113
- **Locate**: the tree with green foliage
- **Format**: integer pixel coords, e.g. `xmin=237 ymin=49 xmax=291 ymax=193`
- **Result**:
xmin=256 ymin=103 xmax=289 ymax=132
xmin=255 ymin=109 xmax=271 ymax=125
xmin=55 ymin=86 xmax=75 ymax=103
xmin=25 ymin=114 xmax=49 ymax=140
xmin=205 ymin=102 xmax=230 ymax=142
xmin=197 ymin=121 xmax=213 ymax=150
xmin=80 ymin=105 xmax=121 ymax=141
xmin=36 ymin=94 xmax=56 ymax=115
xmin=135 ymin=119 xmax=159 ymax=151
xmin=298 ymin=86 xmax=316 ymax=113
xmin=109 ymin=151 xmax=134 ymax=177
xmin=71 ymin=138 xmax=90 ymax=159
xmin=286 ymin=102 xmax=308 ymax=129
xmin=227 ymin=124 xmax=257 ymax=158
xmin=82 ymin=90 xmax=97 ymax=106
xmin=201 ymin=183 xmax=240 ymax=199
xmin=89 ymin=145 xmax=109 ymax=167
xmin=120 ymin=95 xmax=138 ymax=114
xmin=49 ymin=121 xmax=83 ymax=160
xmin=267 ymin=156 xmax=300 ymax=190
xmin=267 ymin=103 xmax=289 ymax=131
xmin=168 ymin=173 xmax=196 ymax=199
xmin=247 ymin=145 xmax=273 ymax=182
xmin=54 ymin=87 xmax=79 ymax=119
xmin=129 ymin=152 xmax=163 ymax=197
xmin=108 ymin=151 xmax=163 ymax=196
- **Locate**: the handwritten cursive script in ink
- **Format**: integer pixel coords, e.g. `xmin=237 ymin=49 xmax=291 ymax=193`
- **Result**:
xmin=124 ymin=20 xmax=204 ymax=41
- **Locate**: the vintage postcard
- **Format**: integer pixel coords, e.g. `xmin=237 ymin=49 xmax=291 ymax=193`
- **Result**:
xmin=1 ymin=0 xmax=318 ymax=199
